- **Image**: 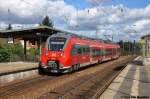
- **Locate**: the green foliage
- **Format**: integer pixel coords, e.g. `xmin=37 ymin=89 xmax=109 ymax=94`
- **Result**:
xmin=26 ymin=48 xmax=39 ymax=61
xmin=41 ymin=16 xmax=53 ymax=27
xmin=118 ymin=40 xmax=142 ymax=55
xmin=0 ymin=43 xmax=24 ymax=62
xmin=13 ymin=43 xmax=24 ymax=55
xmin=7 ymin=24 xmax=12 ymax=30
xmin=27 ymin=48 xmax=39 ymax=56
xmin=0 ymin=49 xmax=9 ymax=62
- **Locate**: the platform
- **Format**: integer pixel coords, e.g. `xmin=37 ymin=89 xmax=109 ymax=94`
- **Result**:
xmin=99 ymin=56 xmax=150 ymax=99
xmin=0 ymin=62 xmax=38 ymax=75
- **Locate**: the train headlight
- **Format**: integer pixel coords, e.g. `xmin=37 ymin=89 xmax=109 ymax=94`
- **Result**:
xmin=41 ymin=62 xmax=47 ymax=67
xmin=60 ymin=51 xmax=64 ymax=56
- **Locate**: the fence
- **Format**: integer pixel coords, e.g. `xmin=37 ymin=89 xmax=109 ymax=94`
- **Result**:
xmin=0 ymin=43 xmax=39 ymax=62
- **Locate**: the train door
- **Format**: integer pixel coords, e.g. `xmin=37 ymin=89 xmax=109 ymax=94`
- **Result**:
xmin=90 ymin=47 xmax=93 ymax=64
xmin=71 ymin=44 xmax=90 ymax=67
xmin=102 ymin=46 xmax=106 ymax=61
xmin=90 ymin=47 xmax=97 ymax=64
xmin=71 ymin=44 xmax=80 ymax=65
xmin=81 ymin=45 xmax=90 ymax=66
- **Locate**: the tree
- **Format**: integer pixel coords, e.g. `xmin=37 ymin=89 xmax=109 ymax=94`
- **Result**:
xmin=118 ymin=40 xmax=142 ymax=55
xmin=41 ymin=16 xmax=53 ymax=27
xmin=7 ymin=24 xmax=12 ymax=30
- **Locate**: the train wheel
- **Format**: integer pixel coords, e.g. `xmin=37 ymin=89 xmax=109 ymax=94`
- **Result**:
xmin=73 ymin=65 xmax=77 ymax=71
xmin=76 ymin=64 xmax=80 ymax=70
xmin=75 ymin=65 xmax=78 ymax=71
xmin=98 ymin=60 xmax=101 ymax=64
xmin=69 ymin=66 xmax=74 ymax=73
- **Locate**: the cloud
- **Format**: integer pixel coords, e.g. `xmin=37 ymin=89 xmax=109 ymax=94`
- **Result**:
xmin=47 ymin=0 xmax=76 ymax=24
xmin=0 ymin=0 xmax=150 ymax=41
xmin=0 ymin=0 xmax=48 ymax=24
xmin=87 ymin=0 xmax=110 ymax=6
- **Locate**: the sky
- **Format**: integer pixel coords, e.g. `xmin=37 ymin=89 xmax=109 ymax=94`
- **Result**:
xmin=0 ymin=0 xmax=150 ymax=41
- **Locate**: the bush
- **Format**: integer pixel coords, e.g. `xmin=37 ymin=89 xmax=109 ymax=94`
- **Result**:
xmin=0 ymin=43 xmax=24 ymax=62
xmin=27 ymin=48 xmax=38 ymax=56
xmin=0 ymin=42 xmax=40 ymax=62
xmin=0 ymin=49 xmax=9 ymax=62
xmin=26 ymin=48 xmax=39 ymax=61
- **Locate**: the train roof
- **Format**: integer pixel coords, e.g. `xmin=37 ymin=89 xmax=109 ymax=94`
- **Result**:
xmin=53 ymin=32 xmax=118 ymax=45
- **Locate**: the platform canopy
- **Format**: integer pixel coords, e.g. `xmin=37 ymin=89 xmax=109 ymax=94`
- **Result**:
xmin=0 ymin=26 xmax=70 ymax=61
xmin=0 ymin=26 xmax=68 ymax=39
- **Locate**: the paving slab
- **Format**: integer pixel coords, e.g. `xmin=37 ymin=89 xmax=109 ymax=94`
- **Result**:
xmin=99 ymin=56 xmax=150 ymax=99
xmin=0 ymin=62 xmax=38 ymax=75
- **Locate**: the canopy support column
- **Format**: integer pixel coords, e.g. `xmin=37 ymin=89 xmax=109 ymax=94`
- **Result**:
xmin=24 ymin=39 xmax=27 ymax=61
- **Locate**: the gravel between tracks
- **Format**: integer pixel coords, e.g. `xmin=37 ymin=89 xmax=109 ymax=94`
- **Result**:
xmin=0 ymin=56 xmax=135 ymax=99
xmin=39 ymin=56 xmax=135 ymax=99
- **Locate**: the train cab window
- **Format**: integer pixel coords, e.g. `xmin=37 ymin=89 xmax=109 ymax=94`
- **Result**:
xmin=48 ymin=37 xmax=67 ymax=51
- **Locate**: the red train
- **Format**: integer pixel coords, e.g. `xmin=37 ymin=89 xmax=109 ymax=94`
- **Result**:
xmin=38 ymin=33 xmax=120 ymax=74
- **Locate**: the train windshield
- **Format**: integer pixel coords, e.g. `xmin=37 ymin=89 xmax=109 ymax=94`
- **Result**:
xmin=48 ymin=37 xmax=67 ymax=51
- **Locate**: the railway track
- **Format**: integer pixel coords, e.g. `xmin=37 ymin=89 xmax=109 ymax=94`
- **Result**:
xmin=0 ymin=56 xmax=135 ymax=99
xmin=0 ymin=75 xmax=57 ymax=98
xmin=39 ymin=56 xmax=135 ymax=99
xmin=91 ymin=64 xmax=127 ymax=99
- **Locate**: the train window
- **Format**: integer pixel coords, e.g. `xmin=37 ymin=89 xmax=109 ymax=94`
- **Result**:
xmin=97 ymin=49 xmax=100 ymax=56
xmin=92 ymin=49 xmax=95 ymax=57
xmin=87 ymin=47 xmax=90 ymax=53
xmin=78 ymin=48 xmax=82 ymax=55
xmin=83 ymin=46 xmax=88 ymax=54
xmin=105 ymin=50 xmax=112 ymax=55
xmin=100 ymin=49 xmax=103 ymax=56
xmin=102 ymin=50 xmax=105 ymax=55
xmin=95 ymin=49 xmax=98 ymax=56
xmin=79 ymin=45 xmax=89 ymax=55
xmin=84 ymin=46 xmax=90 ymax=54
xmin=84 ymin=45 xmax=90 ymax=54
xmin=91 ymin=48 xmax=101 ymax=57
xmin=71 ymin=45 xmax=78 ymax=56
xmin=71 ymin=44 xmax=90 ymax=56
xmin=91 ymin=48 xmax=98 ymax=57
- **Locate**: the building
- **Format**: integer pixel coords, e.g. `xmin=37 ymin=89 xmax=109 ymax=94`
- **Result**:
xmin=141 ymin=34 xmax=150 ymax=57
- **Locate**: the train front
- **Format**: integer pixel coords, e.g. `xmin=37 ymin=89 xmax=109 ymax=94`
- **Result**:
xmin=38 ymin=34 xmax=70 ymax=74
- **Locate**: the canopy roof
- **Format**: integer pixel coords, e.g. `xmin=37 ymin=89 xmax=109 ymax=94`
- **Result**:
xmin=0 ymin=26 xmax=68 ymax=39
xmin=141 ymin=34 xmax=150 ymax=39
